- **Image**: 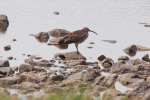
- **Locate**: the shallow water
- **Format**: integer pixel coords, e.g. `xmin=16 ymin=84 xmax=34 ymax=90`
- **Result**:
xmin=0 ymin=0 xmax=150 ymax=66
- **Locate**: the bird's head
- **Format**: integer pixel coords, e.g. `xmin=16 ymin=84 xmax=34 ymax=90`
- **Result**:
xmin=82 ymin=27 xmax=97 ymax=35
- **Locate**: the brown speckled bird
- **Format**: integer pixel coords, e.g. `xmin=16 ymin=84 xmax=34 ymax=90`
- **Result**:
xmin=58 ymin=27 xmax=97 ymax=53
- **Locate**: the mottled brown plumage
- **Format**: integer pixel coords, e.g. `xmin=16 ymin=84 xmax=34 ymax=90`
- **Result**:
xmin=59 ymin=27 xmax=97 ymax=53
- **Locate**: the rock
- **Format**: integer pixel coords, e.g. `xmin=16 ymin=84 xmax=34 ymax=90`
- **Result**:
xmin=87 ymin=46 xmax=93 ymax=49
xmin=48 ymin=29 xmax=71 ymax=38
xmin=54 ymin=11 xmax=59 ymax=15
xmin=11 ymin=66 xmax=18 ymax=71
xmin=64 ymin=59 xmax=86 ymax=67
xmin=128 ymin=58 xmax=146 ymax=66
xmin=101 ymin=58 xmax=114 ymax=68
xmin=13 ymin=82 xmax=40 ymax=93
xmin=142 ymin=54 xmax=149 ymax=62
xmin=4 ymin=45 xmax=11 ymax=51
xmin=48 ymin=70 xmax=57 ymax=75
xmin=97 ymin=55 xmax=106 ymax=61
xmin=20 ymin=72 xmax=40 ymax=83
xmin=0 ymin=76 xmax=22 ymax=85
xmin=0 ymin=89 xmax=10 ymax=96
xmin=73 ymin=65 xmax=88 ymax=69
xmin=68 ymin=68 xmax=100 ymax=81
xmin=102 ymin=40 xmax=116 ymax=43
xmin=111 ymin=64 xmax=138 ymax=74
xmin=103 ymin=89 xmax=124 ymax=100
xmin=93 ymin=64 xmax=100 ymax=69
xmin=0 ymin=59 xmax=9 ymax=67
xmin=49 ymin=75 xmax=64 ymax=81
xmin=118 ymin=56 xmax=129 ymax=61
xmin=144 ymin=24 xmax=150 ymax=27
xmin=7 ymin=56 xmax=13 ymax=60
xmin=136 ymin=45 xmax=150 ymax=51
xmin=62 ymin=79 xmax=81 ymax=86
xmin=94 ymin=74 xmax=118 ymax=88
xmin=89 ymin=42 xmax=95 ymax=44
xmin=0 ymin=67 xmax=14 ymax=76
xmin=19 ymin=64 xmax=35 ymax=72
xmin=125 ymin=81 xmax=150 ymax=100
xmin=123 ymin=44 xmax=137 ymax=53
xmin=118 ymin=73 xmax=144 ymax=88
xmin=45 ymin=85 xmax=63 ymax=93
xmin=0 ymin=14 xmax=9 ymax=28
xmin=35 ymin=32 xmax=49 ymax=39
xmin=37 ymin=75 xmax=48 ymax=82
xmin=90 ymin=85 xmax=106 ymax=97
xmin=54 ymin=51 xmax=86 ymax=60
xmin=24 ymin=59 xmax=53 ymax=67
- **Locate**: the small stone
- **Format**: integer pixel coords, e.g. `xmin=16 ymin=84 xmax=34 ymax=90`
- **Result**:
xmin=7 ymin=56 xmax=13 ymax=60
xmin=54 ymin=11 xmax=59 ymax=15
xmin=89 ymin=42 xmax=95 ymax=44
xmin=4 ymin=45 xmax=11 ymax=51
xmin=97 ymin=55 xmax=106 ymax=61
xmin=142 ymin=54 xmax=149 ymax=62
xmin=87 ymin=46 xmax=93 ymax=49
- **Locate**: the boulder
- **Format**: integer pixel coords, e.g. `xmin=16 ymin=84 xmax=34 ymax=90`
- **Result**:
xmin=128 ymin=58 xmax=146 ymax=66
xmin=49 ymin=74 xmax=64 ymax=81
xmin=111 ymin=64 xmax=138 ymax=74
xmin=125 ymin=81 xmax=150 ymax=100
xmin=123 ymin=44 xmax=137 ymax=53
xmin=118 ymin=73 xmax=144 ymax=88
xmin=20 ymin=72 xmax=40 ymax=83
xmin=0 ymin=67 xmax=14 ymax=76
xmin=144 ymin=24 xmax=150 ymax=27
xmin=0 ymin=76 xmax=22 ymax=85
xmin=12 ymin=82 xmax=40 ymax=93
xmin=48 ymin=28 xmax=70 ymax=38
xmin=142 ymin=54 xmax=149 ymax=62
xmin=0 ymin=14 xmax=9 ymax=28
xmin=54 ymin=51 xmax=86 ymax=60
xmin=94 ymin=74 xmax=118 ymax=88
xmin=19 ymin=64 xmax=35 ymax=72
xmin=0 ymin=59 xmax=9 ymax=67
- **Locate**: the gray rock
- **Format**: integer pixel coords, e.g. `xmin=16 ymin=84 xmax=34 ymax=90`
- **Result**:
xmin=54 ymin=12 xmax=59 ymax=15
xmin=0 ymin=59 xmax=9 ymax=67
xmin=118 ymin=73 xmax=144 ymax=88
xmin=111 ymin=63 xmax=138 ymax=74
xmin=19 ymin=64 xmax=35 ymax=72
xmin=68 ymin=68 xmax=100 ymax=81
xmin=20 ymin=72 xmax=40 ymax=83
xmin=0 ymin=76 xmax=22 ymax=85
xmin=0 ymin=67 xmax=14 ymax=76
xmin=7 ymin=56 xmax=13 ymax=60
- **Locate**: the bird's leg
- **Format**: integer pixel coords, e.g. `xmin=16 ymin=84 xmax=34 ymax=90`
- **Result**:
xmin=75 ymin=44 xmax=79 ymax=54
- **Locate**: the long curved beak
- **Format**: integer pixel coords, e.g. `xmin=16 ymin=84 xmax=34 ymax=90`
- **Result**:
xmin=89 ymin=30 xmax=98 ymax=35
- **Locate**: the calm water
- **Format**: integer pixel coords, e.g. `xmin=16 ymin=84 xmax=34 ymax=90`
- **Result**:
xmin=0 ymin=0 xmax=150 ymax=67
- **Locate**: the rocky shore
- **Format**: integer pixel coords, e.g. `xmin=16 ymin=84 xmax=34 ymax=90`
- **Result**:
xmin=1 ymin=14 xmax=150 ymax=100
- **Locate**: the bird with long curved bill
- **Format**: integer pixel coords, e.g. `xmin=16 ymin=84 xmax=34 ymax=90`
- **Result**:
xmin=58 ymin=27 xmax=97 ymax=53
